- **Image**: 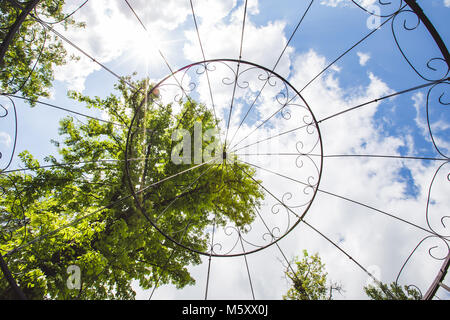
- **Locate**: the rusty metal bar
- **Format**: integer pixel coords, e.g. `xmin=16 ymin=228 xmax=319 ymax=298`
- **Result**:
xmin=403 ymin=0 xmax=450 ymax=69
xmin=423 ymin=254 xmax=450 ymax=300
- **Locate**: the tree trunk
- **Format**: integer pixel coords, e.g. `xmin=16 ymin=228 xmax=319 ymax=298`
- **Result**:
xmin=0 ymin=0 xmax=41 ymax=68
xmin=0 ymin=254 xmax=27 ymax=300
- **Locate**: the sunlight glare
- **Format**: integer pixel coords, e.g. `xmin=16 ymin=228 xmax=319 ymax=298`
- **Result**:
xmin=126 ymin=26 xmax=168 ymax=76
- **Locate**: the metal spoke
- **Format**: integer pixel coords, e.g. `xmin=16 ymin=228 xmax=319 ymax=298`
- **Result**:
xmin=224 ymin=0 xmax=248 ymax=146
xmin=139 ymin=158 xmax=218 ymax=194
xmin=298 ymin=9 xmax=400 ymax=94
xmin=238 ymin=230 xmax=256 ymax=300
xmin=3 ymin=190 xmax=134 ymax=257
xmin=123 ymin=0 xmax=205 ymax=122
xmin=253 ymin=206 xmax=304 ymax=295
xmin=236 ymin=152 xmax=449 ymax=162
xmin=34 ymin=16 xmax=139 ymax=92
xmin=231 ymin=121 xmax=310 ymax=154
xmin=204 ymin=219 xmax=215 ymax=300
xmin=235 ymin=162 xmax=395 ymax=299
xmin=230 ymin=102 xmax=291 ymax=151
xmin=231 ymin=78 xmax=447 ymax=154
xmin=154 ymin=163 xmax=218 ymax=222
xmin=204 ymin=161 xmax=226 ymax=300
xmin=148 ymin=221 xmax=192 ymax=300
xmin=239 ymin=159 xmax=437 ymax=237
xmin=317 ymin=80 xmax=448 ymax=124
xmin=4 ymin=159 xmax=216 ymax=257
xmin=300 ymin=219 xmax=395 ymax=299
xmin=227 ymin=0 xmax=315 ymax=148
xmin=123 ymin=0 xmax=175 ymax=76
xmin=221 ymin=159 xmax=257 ymax=299
xmin=189 ymin=0 xmax=219 ymax=125
xmin=1 ymin=157 xmax=150 ymax=174
xmin=234 ymin=161 xmax=307 ymax=223
xmin=4 ymin=94 xmax=127 ymax=128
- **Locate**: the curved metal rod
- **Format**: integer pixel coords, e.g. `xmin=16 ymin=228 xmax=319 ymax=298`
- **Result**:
xmin=351 ymin=0 xmax=404 ymax=18
xmin=391 ymin=10 xmax=449 ymax=82
xmin=148 ymin=220 xmax=192 ymax=300
xmin=0 ymin=96 xmax=18 ymax=173
xmin=424 ymin=161 xmax=450 ymax=237
xmin=242 ymin=158 xmax=440 ymax=237
xmin=227 ymin=0 xmax=314 ymax=148
xmin=231 ymin=79 xmax=446 ymax=154
xmin=403 ymin=0 xmax=450 ymax=69
xmin=423 ymin=252 xmax=450 ymax=300
xmin=32 ymin=0 xmax=89 ymax=25
xmin=395 ymin=235 xmax=449 ymax=298
xmin=224 ymin=0 xmax=248 ymax=145
xmin=426 ymin=82 xmax=450 ymax=159
xmin=189 ymin=0 xmax=219 ymax=126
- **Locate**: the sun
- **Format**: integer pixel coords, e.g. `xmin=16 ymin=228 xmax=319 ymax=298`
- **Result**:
xmin=124 ymin=26 xmax=177 ymax=77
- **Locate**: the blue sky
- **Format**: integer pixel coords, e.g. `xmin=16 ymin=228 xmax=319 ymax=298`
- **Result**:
xmin=1 ymin=0 xmax=449 ymax=299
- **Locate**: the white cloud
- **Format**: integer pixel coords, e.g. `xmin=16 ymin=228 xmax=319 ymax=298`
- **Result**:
xmin=53 ymin=0 xmax=193 ymax=92
xmin=45 ymin=0 xmax=448 ymax=301
xmin=288 ymin=54 xmax=448 ymax=296
xmin=183 ymin=5 xmax=292 ymax=77
xmin=53 ymin=0 xmax=291 ymax=92
xmin=320 ymin=0 xmax=346 ymax=7
xmin=357 ymin=51 xmax=371 ymax=66
xmin=133 ymin=47 xmax=448 ymax=300
xmin=320 ymin=0 xmax=376 ymax=7
xmin=445 ymin=0 xmax=450 ymax=8
xmin=0 ymin=132 xmax=11 ymax=147
xmin=412 ymin=92 xmax=428 ymax=136
xmin=191 ymin=0 xmax=236 ymax=26
xmin=412 ymin=91 xmax=450 ymax=155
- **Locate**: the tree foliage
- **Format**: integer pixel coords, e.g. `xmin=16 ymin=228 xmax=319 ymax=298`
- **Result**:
xmin=283 ymin=250 xmax=342 ymax=300
xmin=0 ymin=0 xmax=83 ymax=102
xmin=364 ymin=281 xmax=422 ymax=300
xmin=0 ymin=77 xmax=264 ymax=299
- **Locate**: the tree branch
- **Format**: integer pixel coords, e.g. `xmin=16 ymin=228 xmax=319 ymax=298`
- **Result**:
xmin=0 ymin=0 xmax=41 ymax=69
xmin=0 ymin=254 xmax=27 ymax=300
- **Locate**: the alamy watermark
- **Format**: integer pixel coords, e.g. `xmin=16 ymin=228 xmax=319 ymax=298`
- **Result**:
xmin=66 ymin=265 xmax=81 ymax=290
xmin=365 ymin=4 xmax=382 ymax=30
xmin=366 ymin=264 xmax=382 ymax=288
xmin=171 ymin=122 xmax=226 ymax=165
xmin=169 ymin=121 xmax=290 ymax=171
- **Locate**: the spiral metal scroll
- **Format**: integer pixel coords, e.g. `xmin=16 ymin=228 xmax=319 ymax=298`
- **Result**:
xmin=125 ymin=59 xmax=323 ymax=257
xmin=353 ymin=0 xmax=450 ymax=299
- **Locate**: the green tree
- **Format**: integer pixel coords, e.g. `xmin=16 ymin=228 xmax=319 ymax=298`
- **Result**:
xmin=283 ymin=250 xmax=342 ymax=300
xmin=364 ymin=281 xmax=421 ymax=300
xmin=0 ymin=77 xmax=264 ymax=299
xmin=0 ymin=0 xmax=83 ymax=102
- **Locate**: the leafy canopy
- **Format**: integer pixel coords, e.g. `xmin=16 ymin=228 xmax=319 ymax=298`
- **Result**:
xmin=364 ymin=281 xmax=422 ymax=300
xmin=0 ymin=77 xmax=263 ymax=299
xmin=0 ymin=0 xmax=84 ymax=102
xmin=283 ymin=250 xmax=342 ymax=300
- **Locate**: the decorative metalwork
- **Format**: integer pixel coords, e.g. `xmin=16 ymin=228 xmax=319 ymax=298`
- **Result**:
xmin=0 ymin=96 xmax=17 ymax=173
xmin=124 ymin=59 xmax=323 ymax=257
xmin=0 ymin=0 xmax=448 ymax=300
xmin=351 ymin=0 xmax=404 ymax=18
xmin=352 ymin=0 xmax=450 ymax=300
